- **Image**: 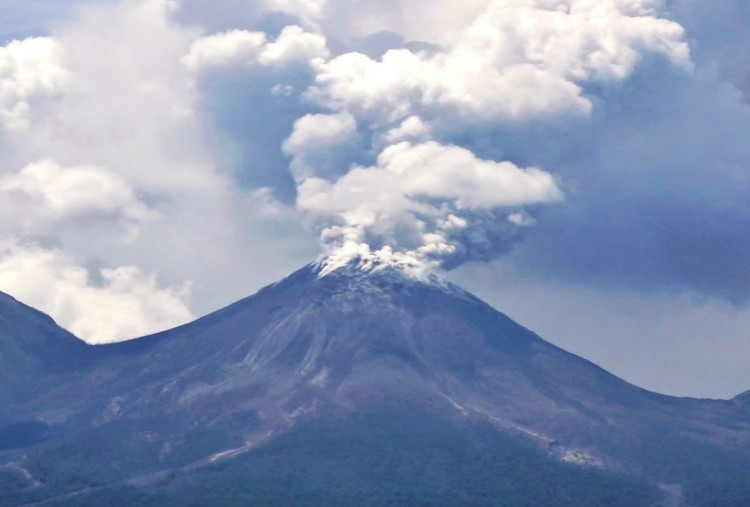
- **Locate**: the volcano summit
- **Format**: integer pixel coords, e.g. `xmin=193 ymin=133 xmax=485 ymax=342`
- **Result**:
xmin=2 ymin=259 xmax=750 ymax=505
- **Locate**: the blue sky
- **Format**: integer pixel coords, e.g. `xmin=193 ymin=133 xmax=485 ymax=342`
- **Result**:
xmin=0 ymin=0 xmax=749 ymax=398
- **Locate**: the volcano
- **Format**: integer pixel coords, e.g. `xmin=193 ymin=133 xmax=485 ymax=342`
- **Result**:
xmin=2 ymin=259 xmax=750 ymax=505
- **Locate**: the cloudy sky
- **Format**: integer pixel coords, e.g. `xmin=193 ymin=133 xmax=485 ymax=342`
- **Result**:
xmin=0 ymin=0 xmax=749 ymax=398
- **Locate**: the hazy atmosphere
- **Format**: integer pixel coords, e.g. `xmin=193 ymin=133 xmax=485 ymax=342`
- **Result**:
xmin=0 ymin=0 xmax=749 ymax=398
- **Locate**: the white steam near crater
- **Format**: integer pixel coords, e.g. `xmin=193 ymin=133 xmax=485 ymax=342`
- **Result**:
xmin=183 ymin=0 xmax=692 ymax=274
xmin=259 ymin=0 xmax=689 ymax=271
xmin=297 ymin=140 xmax=563 ymax=270
xmin=173 ymin=0 xmax=692 ymax=281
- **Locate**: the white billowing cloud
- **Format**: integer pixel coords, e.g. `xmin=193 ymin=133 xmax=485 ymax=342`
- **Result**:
xmin=377 ymin=141 xmax=562 ymax=207
xmin=0 ymin=0 xmax=319 ymax=342
xmin=297 ymin=141 xmax=563 ymax=268
xmin=310 ymin=49 xmax=591 ymax=126
xmin=463 ymin=0 xmax=691 ymax=83
xmin=0 ymin=239 xmax=193 ymax=343
xmin=307 ymin=0 xmax=690 ymax=127
xmin=284 ymin=113 xmax=357 ymax=156
xmin=0 ymin=159 xmax=155 ymax=233
xmin=267 ymin=0 xmax=327 ymax=19
xmin=284 ymin=0 xmax=689 ymax=273
xmin=0 ymin=1 xmax=212 ymax=343
xmin=276 ymin=0 xmax=696 ymax=276
xmin=27 ymin=4 xmax=225 ymax=218
xmin=176 ymin=0 xmax=694 ymax=273
xmin=182 ymin=24 xmax=328 ymax=72
xmin=181 ymin=22 xmax=332 ymax=202
xmin=181 ymin=29 xmax=266 ymax=71
xmin=12 ymin=0 xmax=219 ymax=193
xmin=383 ymin=116 xmax=430 ymax=145
xmin=0 ymin=37 xmax=68 ymax=131
xmin=260 ymin=25 xmax=329 ymax=66
xmin=283 ymin=112 xmax=360 ymax=180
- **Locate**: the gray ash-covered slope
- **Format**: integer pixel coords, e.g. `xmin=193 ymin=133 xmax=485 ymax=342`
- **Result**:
xmin=18 ymin=260 xmax=750 ymax=458
xmin=5 ymin=259 xmax=750 ymax=505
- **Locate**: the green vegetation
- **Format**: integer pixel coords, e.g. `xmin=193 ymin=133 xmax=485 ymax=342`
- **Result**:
xmin=0 ymin=468 xmax=32 ymax=505
xmin=160 ymin=410 xmax=659 ymax=506
xmin=682 ymin=466 xmax=750 ymax=506
xmin=2 ymin=414 xmax=241 ymax=505
xmin=0 ymin=420 xmax=49 ymax=450
xmin=43 ymin=486 xmax=169 ymax=507
xmin=9 ymin=409 xmax=750 ymax=505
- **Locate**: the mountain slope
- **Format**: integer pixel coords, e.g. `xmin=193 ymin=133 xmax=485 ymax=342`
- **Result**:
xmin=0 ymin=291 xmax=98 ymax=413
xmin=71 ymin=262 xmax=750 ymax=451
xmin=3 ymin=260 xmax=750 ymax=504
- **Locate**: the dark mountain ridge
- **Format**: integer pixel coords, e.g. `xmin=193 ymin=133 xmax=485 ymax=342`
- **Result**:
xmin=0 ymin=291 xmax=101 ymax=408
xmin=3 ymin=259 xmax=750 ymax=504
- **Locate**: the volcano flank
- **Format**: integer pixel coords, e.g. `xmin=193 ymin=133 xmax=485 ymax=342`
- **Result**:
xmin=2 ymin=259 xmax=750 ymax=505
